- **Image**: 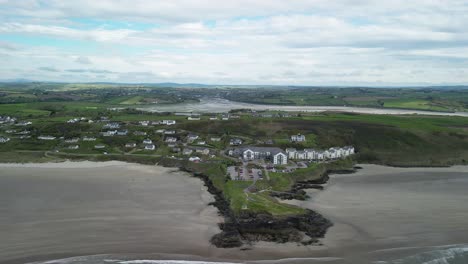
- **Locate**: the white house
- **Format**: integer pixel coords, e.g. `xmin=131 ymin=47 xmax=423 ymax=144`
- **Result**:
xmin=68 ymin=145 xmax=79 ymax=150
xmin=0 ymin=137 xmax=10 ymax=143
xmin=236 ymin=146 xmax=288 ymax=165
xmin=162 ymin=120 xmax=176 ymax=125
xmin=83 ymin=136 xmax=97 ymax=141
xmin=144 ymin=144 xmax=156 ymax=150
xmin=273 ymin=152 xmax=288 ymax=165
xmin=64 ymin=138 xmax=80 ymax=143
xmin=189 ymin=156 xmax=201 ymax=162
xmin=139 ymin=121 xmax=150 ymax=126
xmin=143 ymin=139 xmax=153 ymax=144
xmin=230 ymin=138 xmax=243 ymax=146
xmin=94 ymin=144 xmax=106 ymax=149
xmin=103 ymin=123 xmax=120 ymax=129
xmin=286 ymin=148 xmax=297 ymax=159
xmin=183 ymin=148 xmax=194 ymax=155
xmin=290 ymin=134 xmax=306 ymax=142
xmin=210 ymin=137 xmax=222 ymax=142
xmin=187 ymin=133 xmax=199 ymax=142
xmin=125 ymin=143 xmax=137 ymax=148
xmin=38 ymin=135 xmax=56 ymax=140
xmin=165 ymin=137 xmax=177 ymax=143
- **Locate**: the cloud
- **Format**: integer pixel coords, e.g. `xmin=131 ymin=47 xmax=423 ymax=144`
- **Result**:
xmin=75 ymin=56 xmax=91 ymax=64
xmin=0 ymin=1 xmax=468 ymax=85
xmin=37 ymin=66 xmax=59 ymax=72
xmin=66 ymin=68 xmax=116 ymax=74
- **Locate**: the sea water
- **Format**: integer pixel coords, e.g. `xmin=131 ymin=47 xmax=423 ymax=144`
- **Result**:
xmin=375 ymin=245 xmax=468 ymax=264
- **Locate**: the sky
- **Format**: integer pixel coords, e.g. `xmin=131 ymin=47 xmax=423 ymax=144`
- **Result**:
xmin=0 ymin=0 xmax=468 ymax=86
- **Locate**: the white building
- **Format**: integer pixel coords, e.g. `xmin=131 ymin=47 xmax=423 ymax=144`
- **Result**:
xmin=165 ymin=137 xmax=177 ymax=143
xmin=144 ymin=144 xmax=156 ymax=150
xmin=0 ymin=137 xmax=10 ymax=143
xmin=143 ymin=139 xmax=153 ymax=144
xmin=162 ymin=120 xmax=176 ymax=125
xmin=290 ymin=134 xmax=306 ymax=142
xmin=64 ymin=138 xmax=80 ymax=143
xmin=82 ymin=136 xmax=97 ymax=141
xmin=68 ymin=145 xmax=79 ymax=150
xmin=234 ymin=146 xmax=288 ymax=165
xmin=38 ymin=135 xmax=56 ymax=140
xmin=125 ymin=143 xmax=137 ymax=148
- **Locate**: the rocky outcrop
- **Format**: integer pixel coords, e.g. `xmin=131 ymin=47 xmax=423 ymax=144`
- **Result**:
xmin=271 ymin=168 xmax=356 ymax=200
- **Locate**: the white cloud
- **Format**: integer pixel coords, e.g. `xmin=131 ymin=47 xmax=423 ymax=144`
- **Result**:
xmin=0 ymin=0 xmax=468 ymax=85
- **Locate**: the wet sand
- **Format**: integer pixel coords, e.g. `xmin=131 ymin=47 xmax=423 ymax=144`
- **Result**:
xmin=1 ymin=162 xmax=468 ymax=264
xmin=0 ymin=162 xmax=333 ymax=264
xmin=139 ymin=98 xmax=468 ymax=117
xmin=285 ymin=164 xmax=468 ymax=263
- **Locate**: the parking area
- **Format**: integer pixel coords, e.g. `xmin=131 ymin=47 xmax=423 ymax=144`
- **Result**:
xmin=227 ymin=163 xmax=264 ymax=181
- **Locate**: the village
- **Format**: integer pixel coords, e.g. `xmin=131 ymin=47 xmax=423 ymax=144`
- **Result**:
xmin=0 ymin=113 xmax=354 ymax=180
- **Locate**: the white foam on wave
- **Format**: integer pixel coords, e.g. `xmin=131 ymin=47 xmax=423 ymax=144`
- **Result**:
xmin=117 ymin=261 xmax=238 ymax=264
xmin=374 ymin=245 xmax=468 ymax=264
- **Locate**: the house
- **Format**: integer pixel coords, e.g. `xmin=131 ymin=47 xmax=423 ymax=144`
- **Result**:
xmin=116 ymin=130 xmax=129 ymax=136
xmin=125 ymin=143 xmax=137 ymax=148
xmin=38 ymin=135 xmax=56 ymax=140
xmin=0 ymin=137 xmax=10 ymax=143
xmin=183 ymin=148 xmax=193 ymax=155
xmin=133 ymin=131 xmax=147 ymax=136
xmin=187 ymin=133 xmax=199 ymax=142
xmin=304 ymin=148 xmax=317 ymax=159
xmin=0 ymin=116 xmax=15 ymax=124
xmin=16 ymin=121 xmax=32 ymax=126
xmin=155 ymin=129 xmax=165 ymax=134
xmin=102 ymin=130 xmax=117 ymax=137
xmin=103 ymin=123 xmax=120 ymax=129
xmin=162 ymin=120 xmax=176 ymax=125
xmin=164 ymin=130 xmax=176 ymax=135
xmin=193 ymin=147 xmax=210 ymax=155
xmin=64 ymin=138 xmax=80 ymax=143
xmin=230 ymin=138 xmax=243 ymax=146
xmin=209 ymin=116 xmax=218 ymax=120
xmin=221 ymin=114 xmax=230 ymax=120
xmin=16 ymin=130 xmax=30 ymax=135
xmin=165 ymin=137 xmax=178 ymax=143
xmin=286 ymin=148 xmax=297 ymax=159
xmin=68 ymin=145 xmax=79 ymax=150
xmin=197 ymin=141 xmax=206 ymax=145
xmin=187 ymin=116 xmax=201 ymax=120
xmin=67 ymin=118 xmax=79 ymax=123
xmin=94 ymin=144 xmax=106 ymax=149
xmin=210 ymin=137 xmax=222 ymax=142
xmin=139 ymin=121 xmax=150 ymax=126
xmin=189 ymin=156 xmax=201 ymax=163
xmin=144 ymin=144 xmax=156 ymax=150
xmin=291 ymin=134 xmax=306 ymax=142
xmin=82 ymin=136 xmax=97 ymax=141
xmin=233 ymin=146 xmax=288 ymax=165
xmin=143 ymin=139 xmax=153 ymax=144
xmin=273 ymin=152 xmax=288 ymax=165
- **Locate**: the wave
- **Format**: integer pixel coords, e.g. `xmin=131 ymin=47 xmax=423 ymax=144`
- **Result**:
xmin=375 ymin=245 xmax=468 ymax=264
xmin=28 ymin=255 xmax=239 ymax=264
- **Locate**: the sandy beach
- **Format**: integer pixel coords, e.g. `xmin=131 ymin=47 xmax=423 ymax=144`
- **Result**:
xmin=1 ymin=162 xmax=468 ymax=264
xmin=0 ymin=162 xmax=334 ymax=264
xmin=285 ymin=164 xmax=468 ymax=263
